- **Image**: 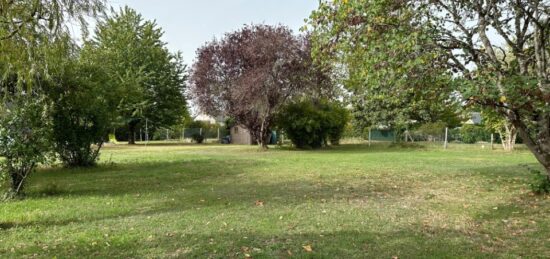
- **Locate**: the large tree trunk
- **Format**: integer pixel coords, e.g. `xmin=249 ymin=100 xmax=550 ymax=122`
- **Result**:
xmin=511 ymin=116 xmax=550 ymax=181
xmin=499 ymin=123 xmax=517 ymax=152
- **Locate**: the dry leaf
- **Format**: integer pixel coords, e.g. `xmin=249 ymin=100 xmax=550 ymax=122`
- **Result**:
xmin=302 ymin=245 xmax=313 ymax=252
xmin=255 ymin=200 xmax=264 ymax=206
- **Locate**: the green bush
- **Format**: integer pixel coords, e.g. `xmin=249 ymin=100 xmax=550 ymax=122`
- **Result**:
xmin=0 ymin=97 xmax=53 ymax=198
xmin=191 ymin=133 xmax=205 ymax=144
xmin=526 ymin=167 xmax=550 ymax=194
xmin=276 ymin=100 xmax=349 ymax=149
xmin=48 ymin=62 xmax=112 ymax=167
xmin=459 ymin=124 xmax=491 ymax=144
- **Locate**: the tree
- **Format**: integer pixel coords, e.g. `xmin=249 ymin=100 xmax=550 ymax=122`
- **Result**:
xmin=47 ymin=58 xmax=112 ymax=167
xmin=83 ymin=7 xmax=188 ymax=144
xmin=0 ymin=0 xmax=105 ymax=88
xmin=0 ymin=0 xmax=105 ymax=197
xmin=483 ymin=109 xmax=517 ymax=151
xmin=309 ymin=0 xmax=460 ymax=135
xmin=190 ymin=24 xmax=325 ymax=149
xmin=309 ymin=0 xmax=550 ymax=180
xmin=0 ymin=96 xmax=52 ymax=198
xmin=276 ymin=99 xmax=350 ymax=149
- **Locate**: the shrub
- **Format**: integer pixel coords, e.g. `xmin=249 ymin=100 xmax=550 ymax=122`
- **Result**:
xmin=48 ymin=63 xmax=111 ymax=167
xmin=276 ymin=100 xmax=349 ymax=149
xmin=0 ymin=97 xmax=53 ymax=198
xmin=526 ymin=167 xmax=550 ymax=194
xmin=191 ymin=133 xmax=205 ymax=144
xmin=51 ymin=96 xmax=110 ymax=167
xmin=459 ymin=124 xmax=491 ymax=144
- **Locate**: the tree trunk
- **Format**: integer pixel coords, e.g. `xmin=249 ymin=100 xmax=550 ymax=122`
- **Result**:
xmin=8 ymin=163 xmax=34 ymax=197
xmin=257 ymin=118 xmax=270 ymax=150
xmin=500 ymin=123 xmax=517 ymax=152
xmin=10 ymin=171 xmax=25 ymax=195
xmin=511 ymin=117 xmax=550 ymax=180
xmin=128 ymin=120 xmax=139 ymax=145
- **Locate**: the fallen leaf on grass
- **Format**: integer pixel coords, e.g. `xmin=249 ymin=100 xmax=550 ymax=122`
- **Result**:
xmin=255 ymin=200 xmax=264 ymax=206
xmin=303 ymin=245 xmax=313 ymax=252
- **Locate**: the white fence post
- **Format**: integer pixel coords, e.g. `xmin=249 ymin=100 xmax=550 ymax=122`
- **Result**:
xmin=368 ymin=128 xmax=371 ymax=147
xmin=145 ymin=119 xmax=149 ymax=142
xmin=444 ymin=127 xmax=448 ymax=149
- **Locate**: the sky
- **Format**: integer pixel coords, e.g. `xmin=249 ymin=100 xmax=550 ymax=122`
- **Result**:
xmin=108 ymin=0 xmax=319 ymax=65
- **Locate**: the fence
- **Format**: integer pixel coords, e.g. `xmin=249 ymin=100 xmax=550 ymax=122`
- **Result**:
xmin=143 ymin=127 xmax=230 ymax=143
xmin=342 ymin=126 xmax=506 ymax=149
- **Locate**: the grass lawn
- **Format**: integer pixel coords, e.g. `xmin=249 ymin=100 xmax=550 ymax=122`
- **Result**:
xmin=1 ymin=143 xmax=549 ymax=258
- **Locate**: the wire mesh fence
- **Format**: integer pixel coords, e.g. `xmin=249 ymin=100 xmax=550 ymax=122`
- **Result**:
xmin=139 ymin=127 xmax=230 ymax=143
xmin=341 ymin=125 xmax=507 ymax=149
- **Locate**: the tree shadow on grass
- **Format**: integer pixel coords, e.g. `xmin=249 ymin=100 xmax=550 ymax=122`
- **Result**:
xmin=1 ymin=158 xmax=412 ymax=231
xmin=4 ymin=226 xmax=498 ymax=258
xmin=274 ymin=143 xmax=430 ymax=154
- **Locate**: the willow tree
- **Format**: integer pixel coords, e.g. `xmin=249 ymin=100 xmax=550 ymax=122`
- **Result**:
xmin=190 ymin=25 xmax=326 ymax=149
xmin=309 ymin=0 xmax=550 ymax=179
xmin=0 ymin=0 xmax=105 ymax=87
xmin=0 ymin=0 xmax=105 ymax=197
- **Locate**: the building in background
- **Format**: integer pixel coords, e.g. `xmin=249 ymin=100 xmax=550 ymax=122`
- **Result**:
xmin=230 ymin=125 xmax=254 ymax=145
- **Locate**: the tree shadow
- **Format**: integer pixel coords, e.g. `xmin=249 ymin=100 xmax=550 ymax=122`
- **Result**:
xmin=5 ymin=225 xmax=499 ymax=258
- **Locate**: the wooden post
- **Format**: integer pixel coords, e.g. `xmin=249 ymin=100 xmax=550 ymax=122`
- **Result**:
xmin=444 ymin=127 xmax=448 ymax=149
xmin=166 ymin=129 xmax=169 ymax=141
xmin=491 ymin=133 xmax=494 ymax=150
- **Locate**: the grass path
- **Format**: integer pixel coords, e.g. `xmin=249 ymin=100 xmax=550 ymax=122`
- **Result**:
xmin=1 ymin=143 xmax=549 ymax=258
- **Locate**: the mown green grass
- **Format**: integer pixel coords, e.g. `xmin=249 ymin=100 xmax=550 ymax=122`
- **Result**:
xmin=1 ymin=143 xmax=549 ymax=258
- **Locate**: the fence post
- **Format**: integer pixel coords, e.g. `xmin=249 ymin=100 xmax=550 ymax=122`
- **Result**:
xmin=166 ymin=129 xmax=169 ymax=141
xmin=145 ymin=118 xmax=149 ymax=143
xmin=182 ymin=128 xmax=185 ymax=141
xmin=444 ymin=127 xmax=448 ymax=149
xmin=140 ymin=129 xmax=142 ymax=142
xmin=368 ymin=128 xmax=372 ymax=147
xmin=491 ymin=133 xmax=494 ymax=150
xmin=217 ymin=127 xmax=220 ymax=140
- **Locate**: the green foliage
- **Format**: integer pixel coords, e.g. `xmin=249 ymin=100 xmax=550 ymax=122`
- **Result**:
xmin=82 ymin=6 xmax=188 ymax=144
xmin=308 ymin=0 xmax=457 ymax=131
xmin=524 ymin=166 xmax=550 ymax=195
xmin=530 ymin=172 xmax=550 ymax=195
xmin=413 ymin=122 xmax=446 ymax=141
xmin=459 ymin=125 xmax=491 ymax=144
xmin=276 ymin=100 xmax=349 ymax=149
xmin=191 ymin=133 xmax=205 ymax=144
xmin=48 ymin=61 xmax=111 ymax=167
xmin=0 ymin=0 xmax=105 ymax=89
xmin=0 ymin=97 xmax=53 ymax=198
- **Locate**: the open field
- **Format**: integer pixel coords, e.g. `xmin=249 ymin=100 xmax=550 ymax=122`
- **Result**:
xmin=1 ymin=143 xmax=549 ymax=258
